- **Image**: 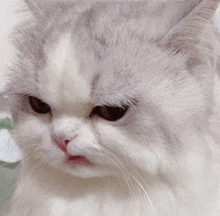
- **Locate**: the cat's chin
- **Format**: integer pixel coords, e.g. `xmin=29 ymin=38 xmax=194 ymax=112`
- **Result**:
xmin=60 ymin=164 xmax=114 ymax=178
xmin=61 ymin=155 xmax=114 ymax=178
xmin=40 ymin=154 xmax=114 ymax=178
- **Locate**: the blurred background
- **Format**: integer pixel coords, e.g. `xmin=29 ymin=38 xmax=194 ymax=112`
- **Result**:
xmin=0 ymin=0 xmax=24 ymax=211
xmin=0 ymin=0 xmax=19 ymax=87
xmin=0 ymin=0 xmax=23 ymax=161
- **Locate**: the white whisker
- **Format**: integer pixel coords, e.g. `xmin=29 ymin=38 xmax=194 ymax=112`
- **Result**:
xmin=105 ymin=149 xmax=157 ymax=214
xmin=132 ymin=168 xmax=157 ymax=214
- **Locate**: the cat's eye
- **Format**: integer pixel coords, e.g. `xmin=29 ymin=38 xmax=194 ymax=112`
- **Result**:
xmin=29 ymin=96 xmax=51 ymax=114
xmin=93 ymin=105 xmax=128 ymax=121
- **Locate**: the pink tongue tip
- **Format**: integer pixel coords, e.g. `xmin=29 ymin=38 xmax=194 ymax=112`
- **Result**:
xmin=67 ymin=155 xmax=93 ymax=166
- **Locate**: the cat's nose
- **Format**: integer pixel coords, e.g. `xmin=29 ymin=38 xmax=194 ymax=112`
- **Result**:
xmin=53 ymin=136 xmax=71 ymax=152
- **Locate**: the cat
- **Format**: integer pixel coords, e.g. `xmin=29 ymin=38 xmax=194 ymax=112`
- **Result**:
xmin=2 ymin=0 xmax=220 ymax=215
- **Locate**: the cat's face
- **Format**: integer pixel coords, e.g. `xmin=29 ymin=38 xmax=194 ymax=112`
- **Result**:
xmin=9 ymin=2 xmax=215 ymax=179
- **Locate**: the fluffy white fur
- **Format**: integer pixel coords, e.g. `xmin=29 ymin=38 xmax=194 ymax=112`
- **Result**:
xmin=2 ymin=0 xmax=220 ymax=215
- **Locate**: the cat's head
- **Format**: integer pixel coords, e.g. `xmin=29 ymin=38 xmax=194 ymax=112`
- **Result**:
xmin=8 ymin=0 xmax=219 ymax=180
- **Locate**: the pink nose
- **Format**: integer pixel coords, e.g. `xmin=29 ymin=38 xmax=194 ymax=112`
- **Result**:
xmin=53 ymin=136 xmax=71 ymax=152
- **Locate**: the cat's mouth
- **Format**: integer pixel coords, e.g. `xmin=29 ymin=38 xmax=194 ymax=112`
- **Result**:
xmin=66 ymin=155 xmax=94 ymax=166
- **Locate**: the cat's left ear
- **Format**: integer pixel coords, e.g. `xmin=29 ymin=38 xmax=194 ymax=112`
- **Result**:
xmin=159 ymin=0 xmax=220 ymax=53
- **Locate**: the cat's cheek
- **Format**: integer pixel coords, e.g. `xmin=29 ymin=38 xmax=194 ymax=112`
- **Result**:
xmin=12 ymin=115 xmax=52 ymax=156
xmin=95 ymin=122 xmax=161 ymax=174
xmin=37 ymin=138 xmax=65 ymax=165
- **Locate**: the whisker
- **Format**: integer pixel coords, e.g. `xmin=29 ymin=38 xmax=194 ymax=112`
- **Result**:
xmin=20 ymin=143 xmax=39 ymax=150
xmin=104 ymin=152 xmax=140 ymax=206
xmin=106 ymin=163 xmax=127 ymax=193
xmin=126 ymin=169 xmax=157 ymax=214
xmin=0 ymin=152 xmax=36 ymax=171
xmin=108 ymin=157 xmax=135 ymax=198
xmin=27 ymin=160 xmax=43 ymax=177
xmin=18 ymin=153 xmax=38 ymax=167
xmin=105 ymin=149 xmax=156 ymax=214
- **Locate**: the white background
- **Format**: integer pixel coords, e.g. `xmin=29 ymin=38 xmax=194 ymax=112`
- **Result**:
xmin=0 ymin=0 xmax=25 ymax=87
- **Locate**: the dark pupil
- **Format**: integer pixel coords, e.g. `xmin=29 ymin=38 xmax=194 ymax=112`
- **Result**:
xmin=95 ymin=105 xmax=128 ymax=121
xmin=29 ymin=96 xmax=51 ymax=114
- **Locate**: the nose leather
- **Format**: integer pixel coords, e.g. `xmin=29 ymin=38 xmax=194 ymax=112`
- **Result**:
xmin=54 ymin=136 xmax=71 ymax=152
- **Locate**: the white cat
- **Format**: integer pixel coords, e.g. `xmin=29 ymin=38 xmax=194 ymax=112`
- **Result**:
xmin=2 ymin=0 xmax=220 ymax=215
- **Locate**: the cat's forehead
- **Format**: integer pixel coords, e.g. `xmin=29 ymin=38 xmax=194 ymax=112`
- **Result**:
xmin=37 ymin=13 xmax=177 ymax=109
xmin=39 ymin=27 xmax=168 ymax=112
xmin=39 ymin=32 xmax=131 ymax=109
xmin=38 ymin=32 xmax=93 ymax=113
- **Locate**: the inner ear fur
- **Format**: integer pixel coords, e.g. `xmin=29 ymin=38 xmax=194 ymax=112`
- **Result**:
xmin=159 ymin=0 xmax=220 ymax=53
